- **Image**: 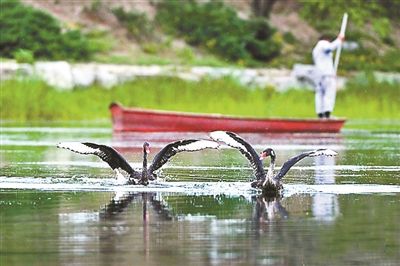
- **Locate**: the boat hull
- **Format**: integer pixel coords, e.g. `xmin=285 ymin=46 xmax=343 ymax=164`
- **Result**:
xmin=110 ymin=103 xmax=345 ymax=133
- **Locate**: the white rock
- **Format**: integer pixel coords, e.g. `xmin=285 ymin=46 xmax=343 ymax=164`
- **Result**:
xmin=71 ymin=64 xmax=96 ymax=87
xmin=95 ymin=65 xmax=119 ymax=88
xmin=176 ymin=71 xmax=201 ymax=81
xmin=0 ymin=61 xmax=34 ymax=79
xmin=34 ymin=61 xmax=74 ymax=90
xmin=2 ymin=61 xmax=353 ymax=91
xmin=374 ymin=71 xmax=400 ymax=84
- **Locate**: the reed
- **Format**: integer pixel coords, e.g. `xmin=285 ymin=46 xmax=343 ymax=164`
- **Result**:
xmin=1 ymin=76 xmax=399 ymax=130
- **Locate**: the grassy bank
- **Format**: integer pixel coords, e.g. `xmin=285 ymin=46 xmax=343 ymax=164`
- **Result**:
xmin=1 ymin=75 xmax=399 ymax=130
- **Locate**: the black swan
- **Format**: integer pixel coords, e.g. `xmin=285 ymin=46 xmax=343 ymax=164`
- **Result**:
xmin=57 ymin=139 xmax=219 ymax=185
xmin=209 ymin=131 xmax=337 ymax=196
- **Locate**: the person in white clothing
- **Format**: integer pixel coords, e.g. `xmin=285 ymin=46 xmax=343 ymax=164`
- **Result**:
xmin=312 ymin=34 xmax=344 ymax=118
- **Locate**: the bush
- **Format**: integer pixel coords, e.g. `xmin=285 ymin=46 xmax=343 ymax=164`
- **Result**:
xmin=142 ymin=42 xmax=159 ymax=54
xmin=372 ymin=18 xmax=393 ymax=45
xmin=340 ymin=48 xmax=400 ymax=72
xmin=282 ymin=32 xmax=297 ymax=44
xmin=0 ymin=0 xmax=92 ymax=60
xmin=60 ymin=30 xmax=92 ymax=60
xmin=112 ymin=7 xmax=153 ymax=41
xmin=299 ymin=0 xmax=386 ymax=29
xmin=177 ymin=47 xmax=195 ymax=63
xmin=85 ymin=29 xmax=115 ymax=53
xmin=156 ymin=1 xmax=281 ymax=63
xmin=13 ymin=49 xmax=34 ymax=64
xmin=245 ymin=18 xmax=281 ymax=61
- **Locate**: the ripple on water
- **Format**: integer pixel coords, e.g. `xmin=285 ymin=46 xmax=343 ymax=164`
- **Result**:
xmin=1 ymin=177 xmax=399 ymax=198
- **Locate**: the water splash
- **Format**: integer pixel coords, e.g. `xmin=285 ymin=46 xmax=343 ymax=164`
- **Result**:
xmin=1 ymin=177 xmax=399 ymax=197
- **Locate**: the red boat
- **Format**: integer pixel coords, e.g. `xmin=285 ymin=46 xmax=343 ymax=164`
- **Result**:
xmin=110 ymin=103 xmax=345 ymax=133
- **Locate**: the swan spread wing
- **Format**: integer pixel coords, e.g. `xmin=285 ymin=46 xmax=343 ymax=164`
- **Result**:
xmin=274 ymin=148 xmax=337 ymax=181
xmin=57 ymin=142 xmax=139 ymax=179
xmin=210 ymin=131 xmax=266 ymax=180
xmin=148 ymin=139 xmax=219 ymax=173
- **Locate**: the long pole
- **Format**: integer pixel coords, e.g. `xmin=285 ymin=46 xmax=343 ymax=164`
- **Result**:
xmin=334 ymin=13 xmax=348 ymax=74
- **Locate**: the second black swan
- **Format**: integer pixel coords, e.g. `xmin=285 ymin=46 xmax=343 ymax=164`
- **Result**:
xmin=209 ymin=131 xmax=337 ymax=196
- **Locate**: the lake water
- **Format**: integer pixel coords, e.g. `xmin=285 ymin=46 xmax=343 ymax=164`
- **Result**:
xmin=1 ymin=126 xmax=399 ymax=265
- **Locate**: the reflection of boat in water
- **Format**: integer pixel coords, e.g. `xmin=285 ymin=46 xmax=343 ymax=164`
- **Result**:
xmin=110 ymin=131 xmax=345 ymax=156
xmin=110 ymin=102 xmax=346 ymax=133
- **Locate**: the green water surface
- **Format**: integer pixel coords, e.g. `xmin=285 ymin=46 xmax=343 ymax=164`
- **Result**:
xmin=0 ymin=126 xmax=399 ymax=265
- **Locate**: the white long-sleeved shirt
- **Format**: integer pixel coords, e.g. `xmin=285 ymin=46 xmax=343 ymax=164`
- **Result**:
xmin=312 ymin=38 xmax=342 ymax=76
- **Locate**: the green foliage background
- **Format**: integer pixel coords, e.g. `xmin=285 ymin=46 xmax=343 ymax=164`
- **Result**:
xmin=156 ymin=1 xmax=281 ymax=64
xmin=299 ymin=0 xmax=400 ymax=72
xmin=0 ymin=0 xmax=92 ymax=61
xmin=0 ymin=0 xmax=398 ymax=71
xmin=111 ymin=7 xmax=154 ymax=42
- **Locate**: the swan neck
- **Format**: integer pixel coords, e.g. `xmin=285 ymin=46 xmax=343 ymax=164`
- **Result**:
xmin=267 ymin=156 xmax=275 ymax=179
xmin=142 ymin=151 xmax=148 ymax=171
xmin=270 ymin=155 xmax=276 ymax=170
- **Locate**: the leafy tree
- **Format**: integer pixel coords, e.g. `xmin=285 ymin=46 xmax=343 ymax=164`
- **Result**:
xmin=0 ymin=0 xmax=91 ymax=60
xmin=156 ymin=0 xmax=281 ymax=63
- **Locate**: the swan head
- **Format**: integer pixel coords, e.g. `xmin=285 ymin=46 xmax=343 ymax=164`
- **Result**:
xmin=143 ymin=142 xmax=150 ymax=154
xmin=259 ymin=148 xmax=275 ymax=161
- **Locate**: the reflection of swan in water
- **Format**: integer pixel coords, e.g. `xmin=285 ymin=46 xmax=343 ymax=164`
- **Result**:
xmin=97 ymin=192 xmax=174 ymax=263
xmin=209 ymin=131 xmax=337 ymax=196
xmin=100 ymin=191 xmax=138 ymax=219
xmin=101 ymin=192 xmax=291 ymax=224
xmin=100 ymin=192 xmax=173 ymax=221
xmin=252 ymin=196 xmax=289 ymax=222
xmin=57 ymin=139 xmax=219 ymax=185
xmin=250 ymin=195 xmax=289 ymax=260
xmin=312 ymin=156 xmax=340 ymax=222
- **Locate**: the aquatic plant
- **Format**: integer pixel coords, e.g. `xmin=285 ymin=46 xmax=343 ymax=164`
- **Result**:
xmin=0 ymin=75 xmax=398 ymax=130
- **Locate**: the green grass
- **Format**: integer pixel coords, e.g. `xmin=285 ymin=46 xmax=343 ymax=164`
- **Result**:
xmin=1 ymin=76 xmax=399 ymax=130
